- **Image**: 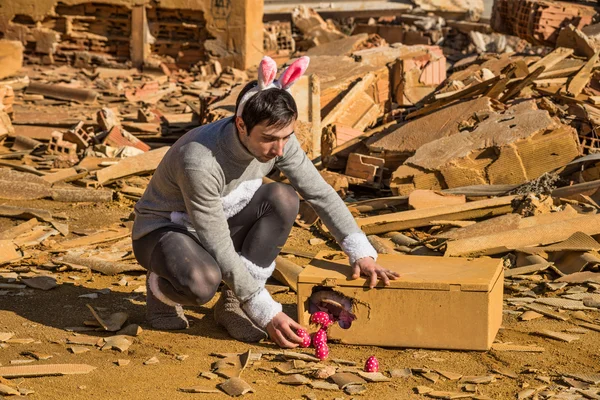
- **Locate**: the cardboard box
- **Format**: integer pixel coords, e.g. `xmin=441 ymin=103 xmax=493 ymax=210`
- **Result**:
xmin=297 ymin=252 xmax=503 ymax=350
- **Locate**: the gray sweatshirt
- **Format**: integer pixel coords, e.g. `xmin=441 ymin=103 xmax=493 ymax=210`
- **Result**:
xmin=132 ymin=117 xmax=377 ymax=328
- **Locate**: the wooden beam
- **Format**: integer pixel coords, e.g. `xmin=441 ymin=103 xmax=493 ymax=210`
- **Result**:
xmin=406 ymin=75 xmax=503 ymax=120
xmin=445 ymin=214 xmax=600 ymax=257
xmin=356 ymin=196 xmax=516 ymax=235
xmin=528 ymin=47 xmax=574 ymax=73
xmin=566 ymin=50 xmax=600 ymax=98
xmin=130 ymin=6 xmax=149 ymax=68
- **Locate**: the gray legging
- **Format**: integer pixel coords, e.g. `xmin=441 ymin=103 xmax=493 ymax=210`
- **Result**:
xmin=132 ymin=182 xmax=299 ymax=306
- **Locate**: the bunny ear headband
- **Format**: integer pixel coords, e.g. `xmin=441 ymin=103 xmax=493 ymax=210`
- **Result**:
xmin=236 ymin=55 xmax=310 ymax=117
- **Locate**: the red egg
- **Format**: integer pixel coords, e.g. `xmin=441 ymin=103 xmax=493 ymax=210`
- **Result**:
xmin=310 ymin=311 xmax=331 ymax=328
xmin=296 ymin=329 xmax=311 ymax=348
xmin=312 ymin=329 xmax=328 ymax=347
xmin=364 ymin=355 xmax=379 ymax=372
xmin=315 ymin=343 xmax=329 ymax=360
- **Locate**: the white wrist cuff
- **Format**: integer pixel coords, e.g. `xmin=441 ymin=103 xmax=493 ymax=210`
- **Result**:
xmin=240 ymin=255 xmax=275 ymax=287
xmin=242 ymin=288 xmax=282 ymax=328
xmin=341 ymin=232 xmax=378 ymax=264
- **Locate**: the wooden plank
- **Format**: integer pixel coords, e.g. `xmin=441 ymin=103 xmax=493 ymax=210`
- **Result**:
xmin=95 ymin=146 xmax=169 ymax=185
xmin=528 ymin=47 xmax=574 ymax=73
xmin=53 ymin=228 xmax=130 ymax=250
xmin=499 ymin=66 xmax=545 ymax=102
xmin=356 ymin=196 xmax=515 ymax=235
xmin=42 ymin=168 xmax=87 ymax=185
xmin=491 ymin=343 xmax=545 ymax=352
xmin=566 ymin=50 xmax=600 ymax=97
xmin=406 ymin=75 xmax=503 ymax=120
xmin=0 ymin=218 xmax=39 ymax=240
xmin=524 ymin=304 xmax=569 ymax=321
xmin=0 ymin=364 xmax=96 ymax=378
xmin=551 ymin=179 xmax=600 ymax=199
xmin=130 ymin=6 xmax=148 ymax=68
xmin=272 ymin=256 xmax=303 ymax=292
xmin=445 ymin=214 xmax=600 ymax=257
xmin=0 ymin=205 xmax=53 ymax=222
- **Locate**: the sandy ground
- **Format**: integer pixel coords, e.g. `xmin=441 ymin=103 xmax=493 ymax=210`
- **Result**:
xmin=1 ymin=198 xmax=599 ymax=400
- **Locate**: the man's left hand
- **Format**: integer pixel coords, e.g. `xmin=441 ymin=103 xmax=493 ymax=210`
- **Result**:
xmin=352 ymin=257 xmax=400 ymax=288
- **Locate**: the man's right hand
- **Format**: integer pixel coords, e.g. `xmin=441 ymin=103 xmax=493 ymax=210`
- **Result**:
xmin=266 ymin=312 xmax=305 ymax=348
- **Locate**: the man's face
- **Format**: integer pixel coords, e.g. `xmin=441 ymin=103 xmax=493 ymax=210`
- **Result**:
xmin=235 ymin=117 xmax=296 ymax=163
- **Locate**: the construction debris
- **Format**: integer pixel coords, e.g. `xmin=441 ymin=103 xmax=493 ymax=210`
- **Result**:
xmin=0 ymin=0 xmax=600 ymax=398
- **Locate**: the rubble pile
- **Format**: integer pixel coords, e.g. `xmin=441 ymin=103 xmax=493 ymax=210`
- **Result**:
xmin=1 ymin=0 xmax=600 ymax=398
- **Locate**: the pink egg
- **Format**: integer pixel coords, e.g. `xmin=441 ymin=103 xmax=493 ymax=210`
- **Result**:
xmin=315 ymin=343 xmax=329 ymax=360
xmin=364 ymin=356 xmax=379 ymax=372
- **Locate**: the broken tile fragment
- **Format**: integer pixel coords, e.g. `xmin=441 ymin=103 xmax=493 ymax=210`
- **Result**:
xmin=21 ymin=276 xmax=58 ymax=290
xmin=79 ymin=293 xmax=99 ymax=299
xmin=19 ymin=387 xmax=35 ymax=396
xmin=116 ymin=359 xmax=130 ymax=367
xmin=357 ymin=371 xmax=391 ymax=382
xmin=422 ymin=372 xmax=440 ymax=383
xmin=330 ymin=372 xmax=367 ymax=389
xmin=519 ymin=311 xmax=543 ymax=321
xmin=492 ymin=368 xmax=518 ymax=379
xmin=436 ymin=369 xmax=463 ymax=381
xmin=427 ymin=391 xmax=472 ymax=399
xmin=417 ymin=386 xmax=435 ymax=394
xmin=66 ymin=335 xmax=101 ymax=347
xmin=535 ymin=330 xmax=580 ymax=343
xmin=309 ymin=381 xmax=339 ymax=391
xmin=6 ymin=338 xmax=35 ymax=345
xmin=0 ymin=332 xmax=14 ymax=342
xmin=460 ymin=376 xmax=495 ymax=384
xmin=517 ymin=388 xmax=536 ymax=399
xmin=10 ymin=359 xmax=35 ymax=365
xmin=491 ymin=343 xmax=545 ymax=352
xmin=179 ymin=386 xmax=220 ymax=394
xmin=218 ymin=377 xmax=255 ymax=396
xmin=0 ymin=383 xmax=20 ymax=396
xmin=562 ymin=377 xmax=591 ymax=389
xmin=280 ymin=374 xmax=311 ymax=385
xmin=68 ymin=346 xmax=90 ymax=355
xmin=463 ymin=384 xmax=477 ymax=392
xmin=0 ymin=364 xmax=96 ymax=378
xmin=101 ymin=336 xmax=132 ymax=352
xmin=200 ymin=371 xmax=218 ymax=380
xmin=312 ymin=365 xmax=337 ymax=379
xmin=390 ymin=368 xmax=413 ymax=378
xmin=563 ymin=372 xmax=600 ymax=385
xmin=116 ymin=324 xmax=142 ymax=337
xmin=144 ymin=356 xmax=159 ymax=365
xmin=344 ymin=384 xmax=367 ymax=395
xmin=21 ymin=351 xmax=52 ymax=361
xmin=86 ymin=304 xmax=128 ymax=332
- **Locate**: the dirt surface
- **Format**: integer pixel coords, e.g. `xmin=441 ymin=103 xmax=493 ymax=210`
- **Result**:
xmin=1 ymin=198 xmax=599 ymax=400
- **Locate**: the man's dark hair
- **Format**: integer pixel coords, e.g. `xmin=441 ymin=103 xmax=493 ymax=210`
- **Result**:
xmin=234 ymin=81 xmax=298 ymax=135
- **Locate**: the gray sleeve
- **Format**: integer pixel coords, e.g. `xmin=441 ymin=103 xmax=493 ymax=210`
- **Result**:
xmin=176 ymin=157 xmax=281 ymax=327
xmin=276 ymin=136 xmax=377 ymax=264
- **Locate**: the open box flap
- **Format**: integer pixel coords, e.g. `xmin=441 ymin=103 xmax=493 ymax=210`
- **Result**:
xmin=298 ymin=252 xmax=503 ymax=292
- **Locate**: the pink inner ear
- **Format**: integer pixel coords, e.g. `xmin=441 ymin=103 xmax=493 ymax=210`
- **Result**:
xmin=279 ymin=56 xmax=310 ymax=89
xmin=259 ymin=56 xmax=277 ymax=88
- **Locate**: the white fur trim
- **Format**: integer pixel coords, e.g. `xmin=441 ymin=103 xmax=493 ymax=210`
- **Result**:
xmin=169 ymin=179 xmax=262 ymax=227
xmin=242 ymin=288 xmax=282 ymax=329
xmin=148 ymin=272 xmax=179 ymax=306
xmin=240 ymin=255 xmax=275 ymax=287
xmin=221 ymin=179 xmax=262 ymax=219
xmin=170 ymin=211 xmax=195 ymax=231
xmin=340 ymin=232 xmax=378 ymax=264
